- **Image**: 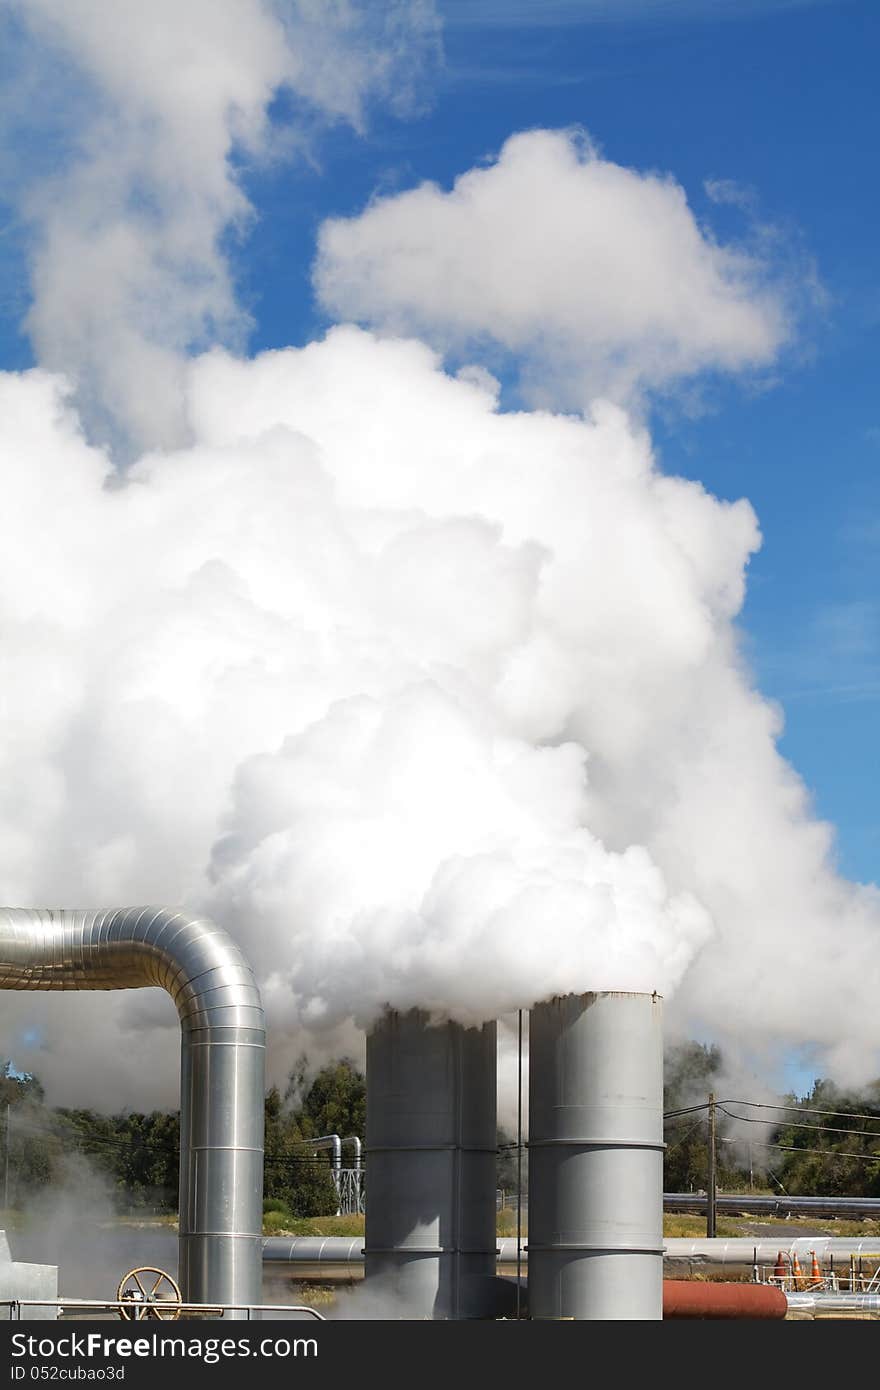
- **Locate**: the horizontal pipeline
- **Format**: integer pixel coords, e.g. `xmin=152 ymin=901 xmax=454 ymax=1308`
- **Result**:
xmin=785 ymin=1292 xmax=880 ymax=1317
xmin=664 ymin=1193 xmax=880 ymax=1220
xmin=663 ymin=1281 xmax=787 ymax=1319
xmin=262 ymin=1236 xmax=880 ymax=1275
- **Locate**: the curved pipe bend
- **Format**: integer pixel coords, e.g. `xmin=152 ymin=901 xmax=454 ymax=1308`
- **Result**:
xmin=0 ymin=907 xmax=265 ymax=1315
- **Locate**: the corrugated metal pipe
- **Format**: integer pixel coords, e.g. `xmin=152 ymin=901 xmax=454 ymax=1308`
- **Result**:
xmin=0 ymin=907 xmax=265 ymax=1317
xmin=260 ymin=1235 xmax=880 ymax=1275
xmin=663 ymin=1238 xmax=880 ymax=1271
xmin=785 ymin=1292 xmax=880 ymax=1318
xmin=664 ymin=1193 xmax=880 ymax=1220
xmin=528 ymin=991 xmax=665 ymax=1320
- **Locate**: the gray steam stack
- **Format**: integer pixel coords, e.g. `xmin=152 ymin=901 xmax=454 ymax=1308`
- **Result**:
xmin=364 ymin=1008 xmax=498 ymax=1318
xmin=528 ymin=991 xmax=664 ymax=1320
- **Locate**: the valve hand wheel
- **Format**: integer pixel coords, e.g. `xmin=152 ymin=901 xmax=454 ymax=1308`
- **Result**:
xmin=116 ymin=1266 xmax=182 ymax=1320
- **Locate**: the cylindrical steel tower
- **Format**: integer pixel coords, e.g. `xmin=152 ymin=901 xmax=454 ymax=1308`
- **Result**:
xmin=364 ymin=1008 xmax=498 ymax=1318
xmin=528 ymin=990 xmax=664 ymax=1320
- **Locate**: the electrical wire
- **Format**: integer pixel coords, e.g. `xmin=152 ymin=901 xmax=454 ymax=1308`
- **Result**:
xmin=665 ymin=1117 xmax=706 ymax=1152
xmin=741 ymin=1137 xmax=880 ymax=1165
xmin=718 ymin=1098 xmax=880 ymax=1125
xmin=717 ymin=1104 xmax=880 ymax=1142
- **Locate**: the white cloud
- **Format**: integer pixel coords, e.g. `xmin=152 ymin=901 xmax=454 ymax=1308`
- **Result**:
xmin=315 ymin=128 xmax=791 ymax=410
xmin=5 ymin=0 xmax=441 ymax=451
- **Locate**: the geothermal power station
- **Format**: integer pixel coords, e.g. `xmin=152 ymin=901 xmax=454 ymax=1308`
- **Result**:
xmin=1 ymin=907 xmax=876 ymax=1322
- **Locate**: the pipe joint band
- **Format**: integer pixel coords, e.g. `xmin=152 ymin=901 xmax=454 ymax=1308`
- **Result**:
xmin=526 ymin=1243 xmax=666 ymax=1255
xmin=528 ymin=1137 xmax=666 ymax=1150
xmin=364 ymin=1144 xmax=497 ymax=1154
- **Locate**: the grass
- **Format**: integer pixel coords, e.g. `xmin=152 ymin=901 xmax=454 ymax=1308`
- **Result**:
xmin=263 ymin=1213 xmax=366 ymax=1237
xmin=661 ymin=1214 xmax=743 ymax=1238
xmin=6 ymin=1202 xmax=877 ymax=1244
xmin=498 ymin=1211 xmax=880 ymax=1240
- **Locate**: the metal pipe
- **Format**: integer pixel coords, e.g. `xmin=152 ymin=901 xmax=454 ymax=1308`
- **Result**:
xmin=0 ymin=907 xmax=265 ymax=1316
xmin=528 ymin=991 xmax=664 ymax=1320
xmin=261 ymin=1235 xmax=880 ymax=1275
xmin=364 ymin=1008 xmax=497 ymax=1318
xmin=309 ymin=1135 xmax=342 ymax=1174
xmin=663 ymin=1281 xmax=787 ymax=1319
xmin=664 ymin=1193 xmax=880 ymax=1220
xmin=342 ymin=1136 xmax=362 ymax=1173
xmin=263 ymin=1236 xmax=367 ymax=1271
xmin=785 ymin=1292 xmax=880 ymax=1317
xmin=663 ymin=1238 xmax=880 ymax=1266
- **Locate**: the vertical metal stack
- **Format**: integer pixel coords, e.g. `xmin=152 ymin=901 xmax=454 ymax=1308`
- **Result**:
xmin=364 ymin=1008 xmax=498 ymax=1318
xmin=528 ymin=990 xmax=664 ymax=1320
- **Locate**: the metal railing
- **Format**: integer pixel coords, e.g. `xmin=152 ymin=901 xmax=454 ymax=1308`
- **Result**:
xmin=1 ymin=1298 xmax=326 ymax=1321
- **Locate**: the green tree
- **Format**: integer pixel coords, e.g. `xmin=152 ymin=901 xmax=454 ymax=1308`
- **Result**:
xmin=496 ymin=1126 xmax=526 ymax=1203
xmin=772 ymin=1078 xmax=880 ymax=1197
xmin=662 ymin=1042 xmax=746 ymax=1192
xmin=293 ymin=1059 xmax=366 ymax=1143
xmin=263 ymin=1086 xmax=339 ymax=1218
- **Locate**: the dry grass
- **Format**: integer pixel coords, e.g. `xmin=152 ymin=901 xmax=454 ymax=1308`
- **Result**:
xmin=495 ymin=1210 xmax=880 ymax=1240
xmin=662 ymin=1214 xmax=742 ymax=1238
xmin=263 ymin=1213 xmax=366 ymax=1237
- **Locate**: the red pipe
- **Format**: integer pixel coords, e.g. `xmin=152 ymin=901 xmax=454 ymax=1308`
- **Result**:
xmin=663 ymin=1281 xmax=787 ymax=1319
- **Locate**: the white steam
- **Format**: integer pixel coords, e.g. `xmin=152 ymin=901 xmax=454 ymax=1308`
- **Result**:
xmin=0 ymin=8 xmax=877 ymax=1108
xmin=6 ymin=0 xmax=440 ymax=451
xmin=1 ymin=324 xmax=878 ymax=1101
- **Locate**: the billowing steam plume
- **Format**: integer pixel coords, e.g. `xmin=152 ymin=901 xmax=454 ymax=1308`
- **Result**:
xmin=0 ymin=2 xmax=876 ymax=1108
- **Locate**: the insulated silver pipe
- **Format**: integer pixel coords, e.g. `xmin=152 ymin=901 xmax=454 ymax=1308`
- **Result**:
xmin=0 ymin=907 xmax=265 ymax=1316
xmin=342 ymin=1136 xmax=362 ymax=1173
xmin=261 ymin=1236 xmax=880 ymax=1274
xmin=528 ymin=991 xmax=664 ymax=1320
xmin=785 ymin=1292 xmax=880 ymax=1317
xmin=664 ymin=1238 xmax=880 ymax=1269
xmin=310 ymin=1135 xmax=343 ymax=1173
xmin=665 ymin=1193 xmax=880 ymax=1220
xmin=365 ymin=1008 xmax=498 ymax=1318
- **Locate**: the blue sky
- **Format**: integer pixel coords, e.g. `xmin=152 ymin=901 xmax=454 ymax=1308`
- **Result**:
xmin=221 ymin=0 xmax=878 ymax=885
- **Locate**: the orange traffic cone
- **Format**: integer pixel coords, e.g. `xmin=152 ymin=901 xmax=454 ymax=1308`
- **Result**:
xmin=791 ymin=1253 xmax=807 ymax=1291
xmin=810 ymin=1251 xmax=822 ymax=1289
xmin=773 ymin=1251 xmax=786 ymax=1287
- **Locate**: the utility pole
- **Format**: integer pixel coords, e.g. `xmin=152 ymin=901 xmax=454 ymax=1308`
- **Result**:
xmin=706 ymin=1092 xmax=717 ymax=1238
xmin=3 ymin=1104 xmax=10 ymax=1212
xmin=515 ymin=1009 xmax=523 ymax=1320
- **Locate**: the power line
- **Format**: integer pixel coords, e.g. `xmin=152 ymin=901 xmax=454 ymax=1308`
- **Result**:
xmin=664 ymin=1103 xmax=714 ymax=1120
xmin=742 ymin=1137 xmax=880 ymax=1165
xmin=717 ymin=1105 xmax=880 ymax=1142
xmin=719 ymin=1098 xmax=880 ymax=1126
xmin=665 ymin=1117 xmax=706 ymax=1152
xmin=13 ymin=1117 xmax=350 ymax=1173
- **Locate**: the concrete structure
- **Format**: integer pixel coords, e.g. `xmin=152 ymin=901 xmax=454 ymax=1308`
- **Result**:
xmin=364 ymin=1008 xmax=498 ymax=1318
xmin=0 ymin=907 xmax=265 ymax=1317
xmin=528 ymin=992 xmax=665 ymax=1320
